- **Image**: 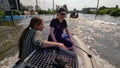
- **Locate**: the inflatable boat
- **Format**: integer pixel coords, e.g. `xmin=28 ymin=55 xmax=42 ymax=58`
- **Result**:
xmin=12 ymin=35 xmax=98 ymax=68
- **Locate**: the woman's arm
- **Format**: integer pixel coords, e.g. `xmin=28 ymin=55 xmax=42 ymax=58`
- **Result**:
xmin=42 ymin=40 xmax=68 ymax=50
xmin=50 ymin=27 xmax=57 ymax=42
xmin=34 ymin=31 xmax=67 ymax=50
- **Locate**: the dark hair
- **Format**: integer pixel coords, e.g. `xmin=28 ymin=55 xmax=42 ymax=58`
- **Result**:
xmin=18 ymin=17 xmax=43 ymax=59
xmin=58 ymin=7 xmax=66 ymax=13
xmin=57 ymin=7 xmax=67 ymax=16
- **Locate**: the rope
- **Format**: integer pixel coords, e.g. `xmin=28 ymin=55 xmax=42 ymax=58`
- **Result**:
xmin=74 ymin=45 xmax=94 ymax=68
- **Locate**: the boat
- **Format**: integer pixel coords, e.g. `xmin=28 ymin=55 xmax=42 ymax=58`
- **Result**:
xmin=12 ymin=34 xmax=99 ymax=68
xmin=70 ymin=9 xmax=79 ymax=18
xmin=71 ymin=35 xmax=98 ymax=68
xmin=11 ymin=0 xmax=100 ymax=67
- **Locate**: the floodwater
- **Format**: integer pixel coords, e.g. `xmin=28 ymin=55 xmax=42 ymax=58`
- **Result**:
xmin=0 ymin=13 xmax=120 ymax=68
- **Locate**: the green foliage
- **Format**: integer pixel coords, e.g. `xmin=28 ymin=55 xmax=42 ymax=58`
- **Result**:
xmin=87 ymin=11 xmax=96 ymax=14
xmin=38 ymin=10 xmax=47 ymax=14
xmin=56 ymin=4 xmax=68 ymax=13
xmin=0 ymin=10 xmax=5 ymax=17
xmin=38 ymin=9 xmax=55 ymax=14
xmin=99 ymin=6 xmax=107 ymax=10
xmin=56 ymin=5 xmax=60 ymax=13
xmin=47 ymin=8 xmax=52 ymax=14
xmin=98 ymin=5 xmax=120 ymax=16
xmin=13 ymin=10 xmax=22 ymax=16
xmin=84 ymin=5 xmax=120 ymax=16
xmin=5 ymin=11 xmax=22 ymax=16
xmin=117 ymin=12 xmax=120 ymax=16
xmin=63 ymin=4 xmax=68 ymax=12
xmin=0 ymin=10 xmax=5 ymax=23
xmin=22 ymin=6 xmax=28 ymax=11
xmin=98 ymin=9 xmax=111 ymax=14
xmin=110 ymin=9 xmax=120 ymax=16
xmin=20 ymin=3 xmax=29 ymax=11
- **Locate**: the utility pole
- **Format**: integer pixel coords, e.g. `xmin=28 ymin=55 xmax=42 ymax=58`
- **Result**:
xmin=95 ymin=0 xmax=99 ymax=20
xmin=52 ymin=0 xmax=54 ymax=18
xmin=36 ymin=0 xmax=38 ymax=11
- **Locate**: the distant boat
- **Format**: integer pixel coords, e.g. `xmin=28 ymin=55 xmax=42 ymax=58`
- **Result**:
xmin=70 ymin=9 xmax=79 ymax=18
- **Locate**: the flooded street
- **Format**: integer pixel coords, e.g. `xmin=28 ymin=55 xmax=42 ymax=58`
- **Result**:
xmin=0 ymin=14 xmax=120 ymax=68
xmin=0 ymin=26 xmax=22 ymax=68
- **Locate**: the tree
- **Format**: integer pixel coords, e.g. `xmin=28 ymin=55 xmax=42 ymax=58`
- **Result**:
xmin=56 ymin=5 xmax=60 ymax=12
xmin=99 ymin=6 xmax=106 ymax=10
xmin=0 ymin=10 xmax=5 ymax=17
xmin=47 ymin=8 xmax=52 ymax=14
xmin=63 ymin=4 xmax=68 ymax=12
xmin=20 ymin=3 xmax=34 ymax=11
xmin=115 ymin=5 xmax=119 ymax=9
xmin=20 ymin=3 xmax=28 ymax=11
xmin=110 ymin=9 xmax=120 ymax=16
xmin=27 ymin=5 xmax=34 ymax=11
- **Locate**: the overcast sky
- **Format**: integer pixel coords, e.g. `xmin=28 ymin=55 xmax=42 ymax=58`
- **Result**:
xmin=20 ymin=0 xmax=120 ymax=10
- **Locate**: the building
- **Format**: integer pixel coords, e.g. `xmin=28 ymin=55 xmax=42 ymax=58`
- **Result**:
xmin=88 ymin=8 xmax=97 ymax=12
xmin=82 ymin=7 xmax=97 ymax=13
xmin=0 ymin=0 xmax=10 ymax=11
xmin=0 ymin=0 xmax=21 ymax=11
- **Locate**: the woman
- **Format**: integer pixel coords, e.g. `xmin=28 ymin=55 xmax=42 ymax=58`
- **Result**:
xmin=18 ymin=17 xmax=67 ymax=61
xmin=48 ymin=8 xmax=73 ymax=49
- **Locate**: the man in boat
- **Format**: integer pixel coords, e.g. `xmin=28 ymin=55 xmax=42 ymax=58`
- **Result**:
xmin=70 ymin=8 xmax=79 ymax=18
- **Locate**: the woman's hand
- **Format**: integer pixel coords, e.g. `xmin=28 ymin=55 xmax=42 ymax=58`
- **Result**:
xmin=58 ymin=43 xmax=68 ymax=50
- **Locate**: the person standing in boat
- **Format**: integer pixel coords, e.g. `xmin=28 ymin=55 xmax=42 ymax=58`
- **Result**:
xmin=18 ymin=17 xmax=67 ymax=62
xmin=70 ymin=8 xmax=79 ymax=18
xmin=48 ymin=7 xmax=73 ymax=49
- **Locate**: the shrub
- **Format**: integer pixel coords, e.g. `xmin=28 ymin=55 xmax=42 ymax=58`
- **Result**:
xmin=5 ymin=11 xmax=22 ymax=16
xmin=88 ymin=11 xmax=96 ymax=14
xmin=13 ymin=10 xmax=22 ymax=16
xmin=38 ymin=9 xmax=55 ymax=14
xmin=110 ymin=9 xmax=120 ymax=16
xmin=0 ymin=10 xmax=5 ymax=17
xmin=98 ymin=9 xmax=111 ymax=14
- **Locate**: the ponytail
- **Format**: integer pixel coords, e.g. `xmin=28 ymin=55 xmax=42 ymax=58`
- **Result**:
xmin=18 ymin=26 xmax=30 ymax=58
xmin=18 ymin=16 xmax=43 ymax=59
